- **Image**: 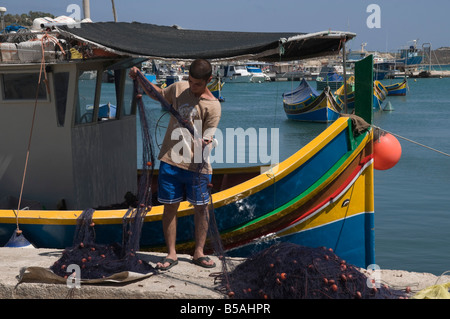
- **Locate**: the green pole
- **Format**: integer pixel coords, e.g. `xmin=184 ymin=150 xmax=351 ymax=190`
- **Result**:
xmin=354 ymin=55 xmax=374 ymax=124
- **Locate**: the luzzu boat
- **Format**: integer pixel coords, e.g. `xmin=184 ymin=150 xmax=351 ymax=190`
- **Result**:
xmin=373 ymin=80 xmax=388 ymax=109
xmin=282 ymin=79 xmax=342 ymax=123
xmin=0 ymin=22 xmax=377 ymax=268
xmin=334 ymin=76 xmax=355 ymax=110
xmin=385 ymin=79 xmax=408 ymax=96
xmin=207 ymin=77 xmax=225 ymax=101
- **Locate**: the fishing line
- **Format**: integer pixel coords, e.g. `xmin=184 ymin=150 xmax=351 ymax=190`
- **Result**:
xmin=373 ymin=125 xmax=450 ymax=158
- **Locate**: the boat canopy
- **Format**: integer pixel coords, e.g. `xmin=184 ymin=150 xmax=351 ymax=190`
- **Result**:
xmin=282 ymin=78 xmax=319 ymax=104
xmin=58 ymin=22 xmax=355 ymax=62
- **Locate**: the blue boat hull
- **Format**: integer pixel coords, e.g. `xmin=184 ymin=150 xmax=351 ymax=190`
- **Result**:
xmin=285 ymin=107 xmax=340 ymax=123
xmin=227 ymin=212 xmax=375 ymax=268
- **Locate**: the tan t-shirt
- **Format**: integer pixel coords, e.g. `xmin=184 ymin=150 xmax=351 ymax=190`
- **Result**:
xmin=158 ymin=81 xmax=221 ymax=174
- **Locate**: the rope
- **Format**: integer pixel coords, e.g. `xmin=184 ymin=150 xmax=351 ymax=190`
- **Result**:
xmin=373 ymin=125 xmax=450 ymax=158
xmin=14 ymin=32 xmax=64 ymax=232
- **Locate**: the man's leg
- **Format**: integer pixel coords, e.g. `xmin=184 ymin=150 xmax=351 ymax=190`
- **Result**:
xmin=193 ymin=204 xmax=215 ymax=267
xmin=157 ymin=202 xmax=180 ymax=268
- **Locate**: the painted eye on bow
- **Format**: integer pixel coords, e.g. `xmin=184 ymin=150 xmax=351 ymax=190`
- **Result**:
xmin=341 ymin=199 xmax=350 ymax=207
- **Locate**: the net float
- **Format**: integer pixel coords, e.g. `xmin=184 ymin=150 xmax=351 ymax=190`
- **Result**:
xmin=373 ymin=132 xmax=402 ymax=170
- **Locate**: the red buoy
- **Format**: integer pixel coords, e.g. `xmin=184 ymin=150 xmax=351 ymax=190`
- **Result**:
xmin=373 ymin=132 xmax=402 ymax=170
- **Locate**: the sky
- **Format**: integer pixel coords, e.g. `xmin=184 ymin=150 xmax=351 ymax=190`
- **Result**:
xmin=1 ymin=0 xmax=449 ymax=53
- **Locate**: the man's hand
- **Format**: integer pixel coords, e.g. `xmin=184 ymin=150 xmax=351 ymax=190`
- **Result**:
xmin=129 ymin=66 xmax=140 ymax=80
xmin=202 ymin=138 xmax=212 ymax=148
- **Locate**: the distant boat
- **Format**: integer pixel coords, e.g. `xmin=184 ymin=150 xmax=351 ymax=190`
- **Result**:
xmin=384 ymin=79 xmax=408 ymax=96
xmin=335 ymin=77 xmax=389 ymax=110
xmin=85 ymin=102 xmax=117 ymax=122
xmin=373 ymin=80 xmax=388 ymax=109
xmin=222 ymin=64 xmax=253 ymax=83
xmin=246 ymin=66 xmax=271 ymax=83
xmin=316 ymin=66 xmax=344 ymax=90
xmin=334 ymin=76 xmax=355 ymax=109
xmin=152 ymin=61 xmax=186 ymax=86
xmin=283 ymin=79 xmax=341 ymax=122
xmin=208 ymin=77 xmax=225 ymax=102
xmin=347 ymin=47 xmax=393 ymax=81
xmin=396 ymin=40 xmax=423 ymax=66
xmin=165 ymin=70 xmax=184 ymax=86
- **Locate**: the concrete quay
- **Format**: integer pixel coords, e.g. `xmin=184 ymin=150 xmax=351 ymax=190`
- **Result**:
xmin=0 ymin=247 xmax=449 ymax=299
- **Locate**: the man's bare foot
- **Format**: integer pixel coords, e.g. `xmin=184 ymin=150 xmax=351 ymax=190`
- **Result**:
xmin=156 ymin=256 xmax=178 ymax=271
xmin=192 ymin=256 xmax=216 ymax=268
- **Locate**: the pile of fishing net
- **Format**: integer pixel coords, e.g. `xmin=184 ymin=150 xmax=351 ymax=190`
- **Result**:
xmin=218 ymin=243 xmax=408 ymax=299
xmin=49 ymin=78 xmax=158 ymax=281
xmin=50 ymin=208 xmax=156 ymax=280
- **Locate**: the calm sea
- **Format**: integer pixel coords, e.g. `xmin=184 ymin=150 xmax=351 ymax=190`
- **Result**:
xmin=135 ymin=77 xmax=450 ymax=276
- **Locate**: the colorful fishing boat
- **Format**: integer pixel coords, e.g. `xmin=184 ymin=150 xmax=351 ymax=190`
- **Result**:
xmin=373 ymin=80 xmax=388 ymax=109
xmin=335 ymin=77 xmax=388 ymax=111
xmin=0 ymin=22 xmax=377 ymax=268
xmin=207 ymin=77 xmax=225 ymax=101
xmin=334 ymin=76 xmax=355 ymax=109
xmin=384 ymin=79 xmax=408 ymax=96
xmin=283 ymin=79 xmax=342 ymax=123
xmin=282 ymin=79 xmax=318 ymax=110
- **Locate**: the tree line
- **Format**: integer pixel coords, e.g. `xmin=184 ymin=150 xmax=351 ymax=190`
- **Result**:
xmin=3 ymin=11 xmax=55 ymax=27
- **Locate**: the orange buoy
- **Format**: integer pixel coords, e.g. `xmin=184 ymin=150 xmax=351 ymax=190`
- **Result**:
xmin=373 ymin=132 xmax=402 ymax=170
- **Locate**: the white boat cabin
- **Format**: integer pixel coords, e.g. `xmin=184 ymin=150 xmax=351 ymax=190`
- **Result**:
xmin=0 ymin=55 xmax=145 ymax=210
xmin=221 ymin=64 xmax=253 ymax=83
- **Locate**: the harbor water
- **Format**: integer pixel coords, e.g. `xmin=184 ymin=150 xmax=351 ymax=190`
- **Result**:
xmin=131 ymin=77 xmax=450 ymax=276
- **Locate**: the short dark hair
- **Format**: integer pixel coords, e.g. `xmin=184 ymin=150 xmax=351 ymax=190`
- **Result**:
xmin=189 ymin=59 xmax=212 ymax=81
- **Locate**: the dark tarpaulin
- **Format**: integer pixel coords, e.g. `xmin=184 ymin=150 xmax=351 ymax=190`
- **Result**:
xmin=58 ymin=22 xmax=355 ymax=62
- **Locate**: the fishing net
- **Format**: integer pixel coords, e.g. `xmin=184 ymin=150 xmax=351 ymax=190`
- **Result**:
xmin=216 ymin=242 xmax=408 ymax=299
xmin=49 ymin=71 xmax=232 ymax=282
xmin=135 ymin=71 xmax=233 ymax=276
xmin=50 ymin=79 xmax=157 ymax=280
xmin=50 ymin=208 xmax=156 ymax=280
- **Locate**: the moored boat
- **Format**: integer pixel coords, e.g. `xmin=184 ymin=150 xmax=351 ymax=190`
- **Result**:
xmin=316 ymin=66 xmax=344 ymax=90
xmin=373 ymin=80 xmax=388 ymax=109
xmin=0 ymin=115 xmax=374 ymax=267
xmin=283 ymin=79 xmax=342 ymax=122
xmin=384 ymin=79 xmax=408 ymax=96
xmin=221 ymin=64 xmax=253 ymax=83
xmin=334 ymin=76 xmax=355 ymax=109
xmin=247 ymin=65 xmax=271 ymax=83
xmin=207 ymin=77 xmax=225 ymax=102
xmin=0 ymin=21 xmax=378 ymax=268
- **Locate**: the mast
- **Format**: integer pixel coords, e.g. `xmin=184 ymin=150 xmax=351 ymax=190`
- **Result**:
xmin=341 ymin=35 xmax=348 ymax=114
xmin=83 ymin=0 xmax=91 ymax=20
xmin=111 ymin=0 xmax=118 ymax=22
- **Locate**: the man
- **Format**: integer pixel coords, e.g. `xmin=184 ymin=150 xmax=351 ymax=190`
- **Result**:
xmin=129 ymin=59 xmax=221 ymax=270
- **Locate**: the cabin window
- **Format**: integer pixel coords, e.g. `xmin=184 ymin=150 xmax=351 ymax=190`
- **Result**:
xmin=97 ymin=70 xmax=118 ymax=121
xmin=54 ymin=72 xmax=69 ymax=127
xmin=75 ymin=70 xmax=98 ymax=124
xmin=2 ymin=73 xmax=47 ymax=100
